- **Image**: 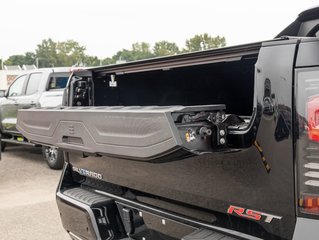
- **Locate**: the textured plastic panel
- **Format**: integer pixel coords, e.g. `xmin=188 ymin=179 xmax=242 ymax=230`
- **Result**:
xmin=17 ymin=105 xmax=224 ymax=160
xmin=58 ymin=188 xmax=122 ymax=240
xmin=63 ymin=188 xmax=112 ymax=207
xmin=183 ymin=229 xmax=238 ymax=240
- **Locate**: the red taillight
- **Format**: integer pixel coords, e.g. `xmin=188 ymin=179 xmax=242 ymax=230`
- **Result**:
xmin=296 ymin=69 xmax=319 ymax=218
xmin=299 ymin=195 xmax=319 ymax=214
xmin=307 ymin=96 xmax=319 ymax=142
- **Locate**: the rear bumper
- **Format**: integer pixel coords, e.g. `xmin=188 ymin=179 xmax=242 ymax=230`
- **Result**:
xmin=56 ymin=190 xmax=119 ymax=240
xmin=56 ymin=186 xmax=262 ymax=240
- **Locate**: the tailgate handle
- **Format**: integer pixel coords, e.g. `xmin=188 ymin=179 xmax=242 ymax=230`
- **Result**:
xmin=62 ymin=136 xmax=84 ymax=145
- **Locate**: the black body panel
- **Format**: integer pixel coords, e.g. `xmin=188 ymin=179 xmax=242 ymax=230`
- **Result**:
xmin=19 ymin=36 xmax=319 ymax=239
xmin=46 ymin=7 xmax=319 ymax=240
xmin=57 ymin=39 xmax=298 ymax=239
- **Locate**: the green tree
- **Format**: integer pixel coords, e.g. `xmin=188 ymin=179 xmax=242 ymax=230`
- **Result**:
xmin=4 ymin=55 xmax=26 ymax=66
xmin=153 ymin=41 xmax=179 ymax=57
xmin=35 ymin=39 xmax=89 ymax=67
xmin=24 ymin=52 xmax=36 ymax=65
xmin=35 ymin=38 xmax=58 ymax=67
xmin=131 ymin=42 xmax=153 ymax=60
xmin=83 ymin=55 xmax=101 ymax=66
xmin=112 ymin=49 xmax=133 ymax=62
xmin=102 ymin=57 xmax=115 ymax=65
xmin=113 ymin=42 xmax=154 ymax=62
xmin=56 ymin=40 xmax=86 ymax=66
xmin=4 ymin=52 xmax=36 ymax=67
xmin=184 ymin=33 xmax=226 ymax=52
xmin=3 ymin=34 xmax=227 ymax=69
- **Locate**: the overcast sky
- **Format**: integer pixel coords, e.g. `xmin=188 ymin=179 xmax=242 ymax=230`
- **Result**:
xmin=1 ymin=0 xmax=318 ymax=60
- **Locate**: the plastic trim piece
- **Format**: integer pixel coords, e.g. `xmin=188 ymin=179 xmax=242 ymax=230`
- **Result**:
xmin=57 ymin=192 xmax=102 ymax=240
xmin=183 ymin=228 xmax=238 ymax=240
xmin=17 ymin=105 xmax=224 ymax=160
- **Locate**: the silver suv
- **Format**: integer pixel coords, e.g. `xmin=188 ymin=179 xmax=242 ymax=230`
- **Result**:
xmin=0 ymin=67 xmax=72 ymax=169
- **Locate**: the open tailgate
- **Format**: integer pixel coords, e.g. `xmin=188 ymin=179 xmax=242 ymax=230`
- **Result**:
xmin=17 ymin=105 xmax=225 ymax=160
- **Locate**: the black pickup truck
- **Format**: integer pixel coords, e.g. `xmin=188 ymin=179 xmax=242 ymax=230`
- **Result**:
xmin=16 ymin=7 xmax=319 ymax=240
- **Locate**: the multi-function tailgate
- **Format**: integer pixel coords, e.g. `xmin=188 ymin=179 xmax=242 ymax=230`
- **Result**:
xmin=17 ymin=105 xmax=226 ymax=160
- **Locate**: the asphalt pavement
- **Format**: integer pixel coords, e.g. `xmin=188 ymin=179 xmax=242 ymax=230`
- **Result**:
xmin=0 ymin=145 xmax=70 ymax=240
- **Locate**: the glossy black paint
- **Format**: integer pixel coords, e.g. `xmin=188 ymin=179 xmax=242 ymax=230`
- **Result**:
xmin=39 ymin=6 xmax=319 ymax=239
xmin=55 ymin=39 xmax=304 ymax=240
xmin=51 ymin=35 xmax=319 ymax=239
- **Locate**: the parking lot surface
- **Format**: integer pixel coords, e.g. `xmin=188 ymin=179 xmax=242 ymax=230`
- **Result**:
xmin=0 ymin=145 xmax=69 ymax=240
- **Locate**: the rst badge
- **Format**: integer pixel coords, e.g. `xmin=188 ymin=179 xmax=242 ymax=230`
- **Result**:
xmin=227 ymin=205 xmax=282 ymax=223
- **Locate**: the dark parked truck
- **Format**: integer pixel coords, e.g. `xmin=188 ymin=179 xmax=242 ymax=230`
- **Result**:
xmin=16 ymin=7 xmax=319 ymax=240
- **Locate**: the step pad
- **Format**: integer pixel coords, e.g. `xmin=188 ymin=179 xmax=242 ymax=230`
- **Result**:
xmin=183 ymin=229 xmax=238 ymax=240
xmin=63 ymin=187 xmax=112 ymax=206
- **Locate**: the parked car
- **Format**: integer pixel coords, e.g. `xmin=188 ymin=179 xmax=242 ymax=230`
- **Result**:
xmin=0 ymin=67 xmax=72 ymax=169
xmin=17 ymin=7 xmax=319 ymax=240
xmin=0 ymin=90 xmax=6 ymax=98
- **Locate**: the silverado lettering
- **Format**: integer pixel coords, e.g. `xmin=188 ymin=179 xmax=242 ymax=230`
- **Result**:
xmin=72 ymin=166 xmax=103 ymax=180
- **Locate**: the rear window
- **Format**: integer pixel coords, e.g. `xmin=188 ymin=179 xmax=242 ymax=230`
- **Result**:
xmin=48 ymin=72 xmax=70 ymax=90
